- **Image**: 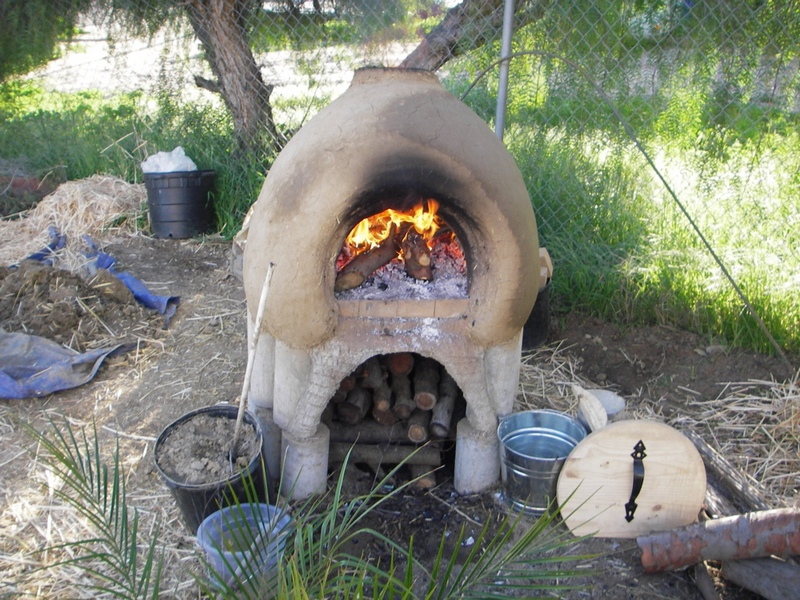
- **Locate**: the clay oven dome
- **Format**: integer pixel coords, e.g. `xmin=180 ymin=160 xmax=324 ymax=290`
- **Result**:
xmin=244 ymin=68 xmax=540 ymax=348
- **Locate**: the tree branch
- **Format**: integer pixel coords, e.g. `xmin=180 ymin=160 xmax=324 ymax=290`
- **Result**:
xmin=401 ymin=0 xmax=547 ymax=72
xmin=194 ymin=74 xmax=221 ymax=94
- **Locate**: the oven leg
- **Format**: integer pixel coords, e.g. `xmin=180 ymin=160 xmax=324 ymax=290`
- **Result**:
xmin=280 ymin=423 xmax=330 ymax=499
xmin=454 ymin=418 xmax=500 ymax=494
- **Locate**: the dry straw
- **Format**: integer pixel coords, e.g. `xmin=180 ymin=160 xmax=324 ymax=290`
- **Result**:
xmin=0 ymin=175 xmax=146 ymax=268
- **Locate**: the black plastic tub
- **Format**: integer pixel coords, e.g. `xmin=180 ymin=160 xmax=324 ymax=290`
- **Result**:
xmin=144 ymin=170 xmax=215 ymax=239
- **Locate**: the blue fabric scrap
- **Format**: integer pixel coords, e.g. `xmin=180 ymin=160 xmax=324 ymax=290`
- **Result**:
xmin=16 ymin=226 xmax=66 ymax=266
xmin=0 ymin=332 xmax=130 ymax=399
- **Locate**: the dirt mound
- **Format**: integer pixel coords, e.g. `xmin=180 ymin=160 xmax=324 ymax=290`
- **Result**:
xmin=0 ymin=260 xmax=164 ymax=351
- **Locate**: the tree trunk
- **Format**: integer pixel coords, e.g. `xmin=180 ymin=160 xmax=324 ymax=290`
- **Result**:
xmin=401 ymin=0 xmax=547 ymax=72
xmin=185 ymin=0 xmax=279 ymax=153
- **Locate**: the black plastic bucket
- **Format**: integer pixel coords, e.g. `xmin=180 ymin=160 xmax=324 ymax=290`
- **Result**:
xmin=144 ymin=170 xmax=215 ymax=239
xmin=522 ymin=282 xmax=551 ymax=351
xmin=154 ymin=405 xmax=269 ymax=534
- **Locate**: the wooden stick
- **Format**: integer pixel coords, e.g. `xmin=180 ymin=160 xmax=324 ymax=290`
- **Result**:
xmin=637 ymin=508 xmax=800 ymax=573
xmin=410 ymin=464 xmax=438 ymax=489
xmin=372 ymin=405 xmax=399 ymax=427
xmin=331 ymin=374 xmax=357 ymax=404
xmin=336 ymin=383 xmax=372 ymax=425
xmin=430 ymin=395 xmax=455 ymax=439
xmin=684 ymin=429 xmax=771 ymax=512
xmin=328 ymin=420 xmax=407 ymax=444
xmin=231 ymin=262 xmax=274 ymax=457
xmin=407 ymin=409 xmax=431 ymax=443
xmin=693 ymin=563 xmax=720 ymax=600
xmin=386 ymin=352 xmax=415 ymax=376
xmin=391 ymin=372 xmax=415 ymax=420
xmin=372 ymin=380 xmax=393 ymax=414
xmin=359 ymin=356 xmax=386 ymax=390
xmin=329 ymin=443 xmax=441 ymax=466
xmin=430 ymin=370 xmax=458 ymax=438
xmin=413 ymin=356 xmax=440 ymax=410
xmin=720 ymin=558 xmax=800 ymax=600
xmin=688 ymin=431 xmax=798 ymax=600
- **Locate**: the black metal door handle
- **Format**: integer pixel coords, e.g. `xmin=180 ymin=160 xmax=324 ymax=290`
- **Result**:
xmin=625 ymin=440 xmax=646 ymax=522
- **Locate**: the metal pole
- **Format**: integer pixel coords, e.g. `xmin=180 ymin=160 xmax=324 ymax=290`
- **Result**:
xmin=495 ymin=0 xmax=515 ymax=140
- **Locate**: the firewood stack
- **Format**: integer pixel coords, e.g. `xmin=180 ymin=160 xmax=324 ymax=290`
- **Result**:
xmin=323 ymin=352 xmax=465 ymax=483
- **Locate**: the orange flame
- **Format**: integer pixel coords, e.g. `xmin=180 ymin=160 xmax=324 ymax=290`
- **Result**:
xmin=345 ymin=199 xmax=442 ymax=253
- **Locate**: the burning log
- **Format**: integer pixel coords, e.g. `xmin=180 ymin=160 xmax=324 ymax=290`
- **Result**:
xmin=335 ymin=224 xmax=399 ymax=292
xmin=391 ymin=372 xmax=415 ymax=420
xmin=637 ymin=508 xmax=800 ymax=573
xmin=336 ymin=382 xmax=372 ymax=425
xmin=430 ymin=370 xmax=459 ymax=439
xmin=407 ymin=408 xmax=431 ymax=443
xmin=413 ymin=356 xmax=440 ymax=410
xmin=399 ymin=226 xmax=433 ymax=281
xmin=386 ymin=352 xmax=415 ymax=376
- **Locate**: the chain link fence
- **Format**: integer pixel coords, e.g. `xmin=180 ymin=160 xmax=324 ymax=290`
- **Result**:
xmin=10 ymin=0 xmax=800 ymax=355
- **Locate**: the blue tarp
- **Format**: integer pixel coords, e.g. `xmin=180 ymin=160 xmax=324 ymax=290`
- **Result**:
xmin=0 ymin=332 xmax=129 ymax=399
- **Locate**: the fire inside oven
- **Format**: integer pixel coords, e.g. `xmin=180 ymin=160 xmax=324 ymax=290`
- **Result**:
xmin=334 ymin=195 xmax=467 ymax=299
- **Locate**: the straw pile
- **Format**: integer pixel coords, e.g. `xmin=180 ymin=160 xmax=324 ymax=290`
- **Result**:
xmin=518 ymin=345 xmax=799 ymax=510
xmin=0 ymin=175 xmax=146 ymax=268
xmin=668 ymin=377 xmax=800 ymax=509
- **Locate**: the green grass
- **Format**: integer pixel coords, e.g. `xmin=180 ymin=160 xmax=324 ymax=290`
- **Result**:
xmin=497 ymin=110 xmax=800 ymax=355
xmin=438 ymin=34 xmax=800 ymax=357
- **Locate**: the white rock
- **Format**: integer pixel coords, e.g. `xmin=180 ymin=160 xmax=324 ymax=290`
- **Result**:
xmin=584 ymin=389 xmax=626 ymax=416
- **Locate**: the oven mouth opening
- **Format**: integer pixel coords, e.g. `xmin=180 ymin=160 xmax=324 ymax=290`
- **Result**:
xmin=334 ymin=193 xmax=468 ymax=301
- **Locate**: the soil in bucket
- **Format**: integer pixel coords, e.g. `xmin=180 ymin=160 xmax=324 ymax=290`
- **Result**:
xmin=154 ymin=404 xmax=269 ymax=533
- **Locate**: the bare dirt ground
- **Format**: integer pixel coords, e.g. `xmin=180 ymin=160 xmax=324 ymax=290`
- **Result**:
xmin=1 ymin=231 xmax=797 ymax=599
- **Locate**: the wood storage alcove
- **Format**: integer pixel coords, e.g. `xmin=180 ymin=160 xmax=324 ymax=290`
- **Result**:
xmin=243 ymin=67 xmax=540 ymax=499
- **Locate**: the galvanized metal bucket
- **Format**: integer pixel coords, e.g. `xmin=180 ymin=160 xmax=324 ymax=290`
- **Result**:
xmin=498 ymin=409 xmax=587 ymax=515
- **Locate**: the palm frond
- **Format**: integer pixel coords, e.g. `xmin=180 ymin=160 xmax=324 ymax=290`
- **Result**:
xmin=28 ymin=417 xmax=163 ymax=600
